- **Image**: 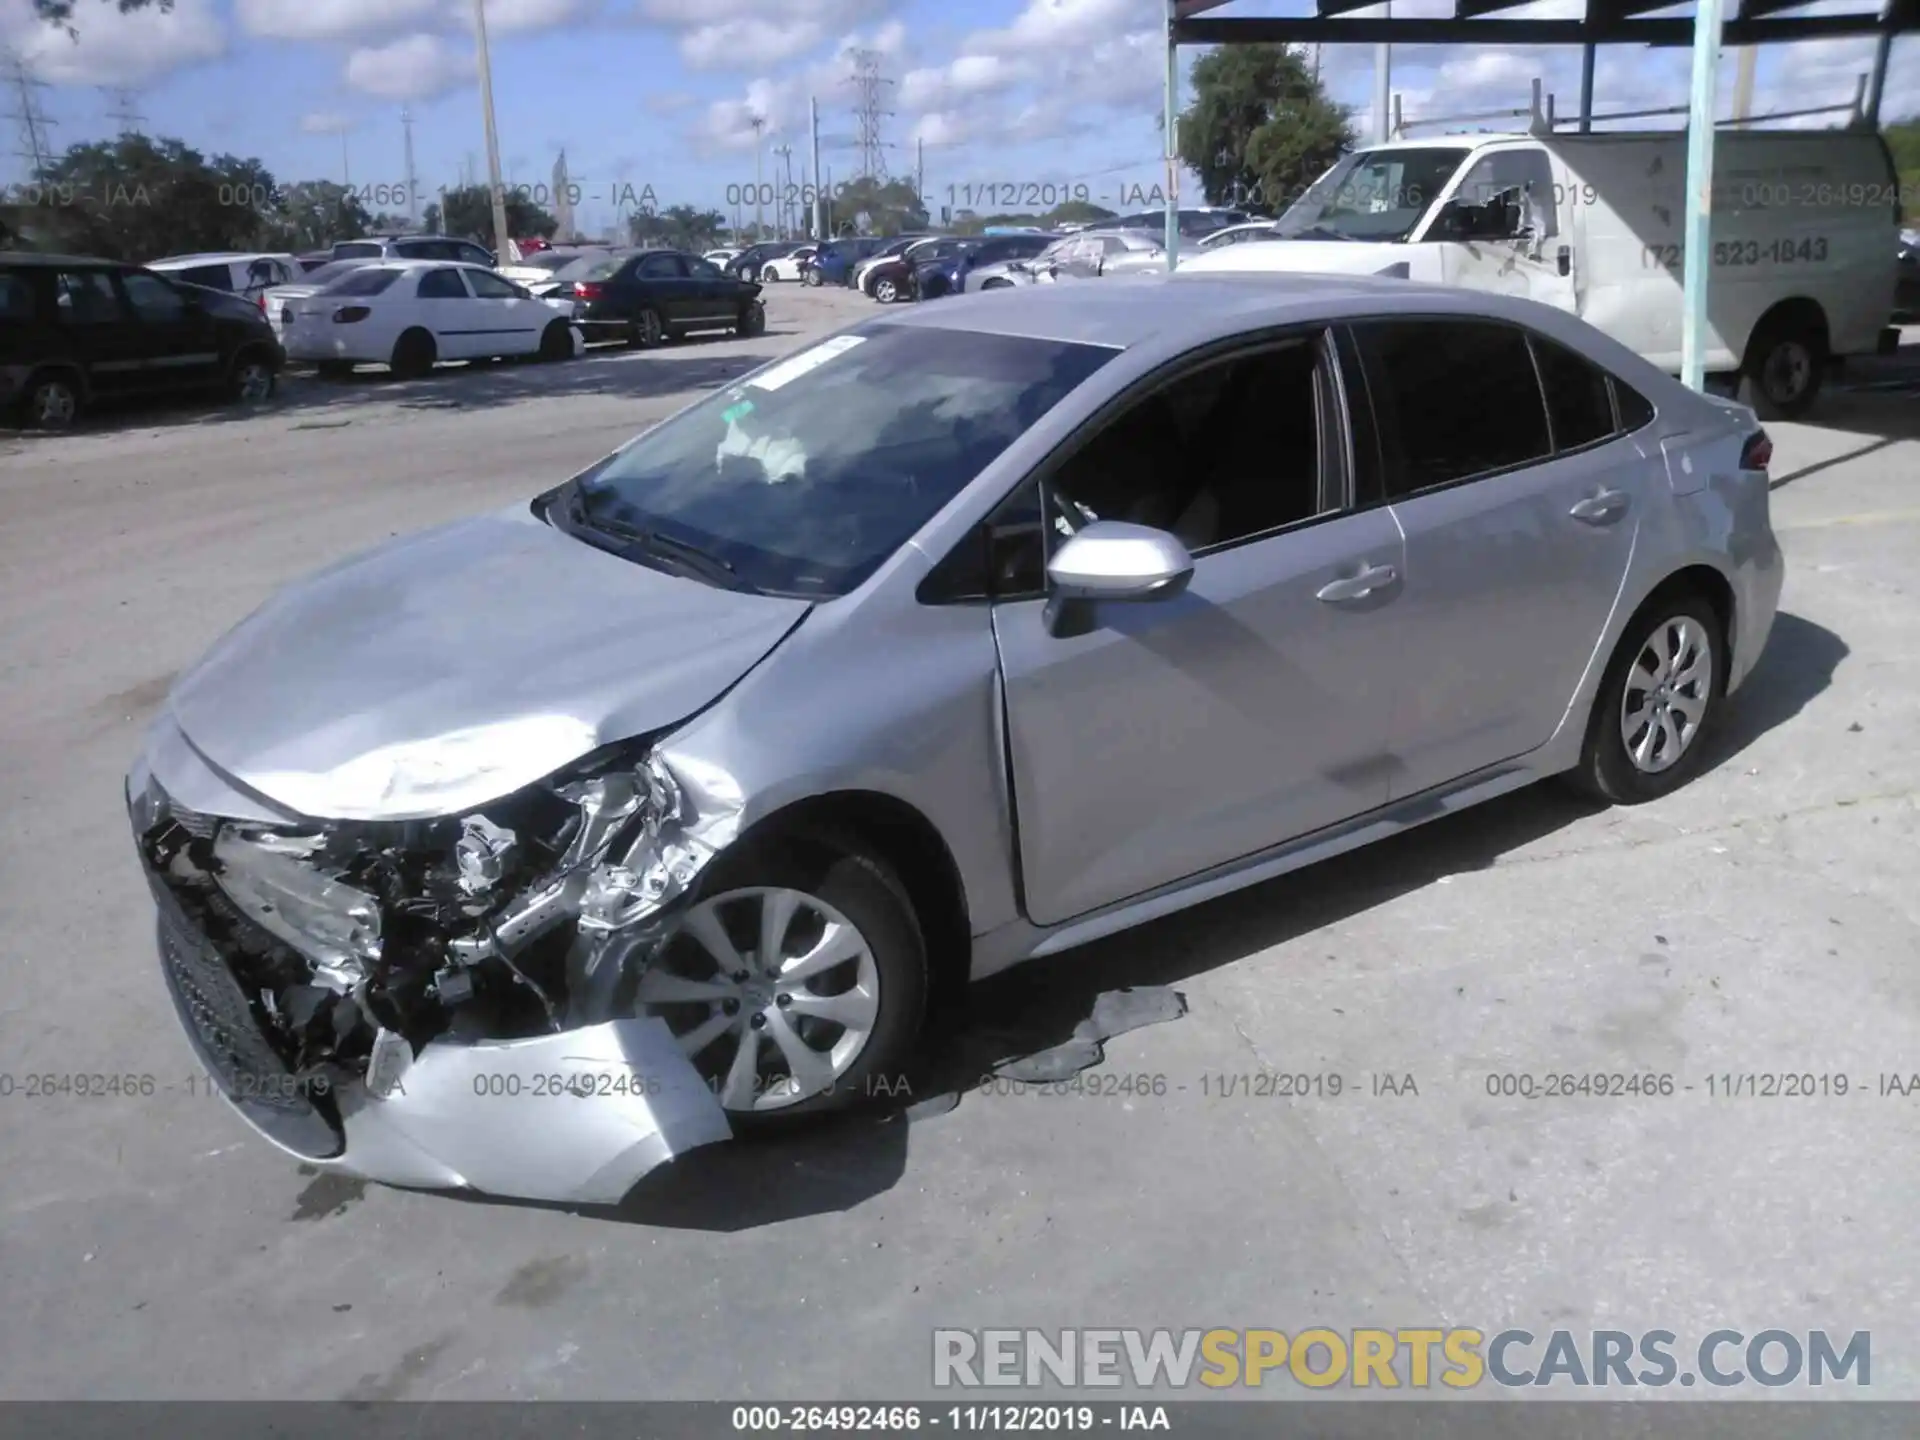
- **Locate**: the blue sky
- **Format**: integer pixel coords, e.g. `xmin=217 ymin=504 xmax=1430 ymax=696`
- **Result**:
xmin=3 ymin=0 xmax=1913 ymax=238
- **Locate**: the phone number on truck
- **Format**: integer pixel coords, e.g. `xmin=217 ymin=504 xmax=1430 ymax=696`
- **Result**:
xmin=1642 ymin=237 xmax=1830 ymax=270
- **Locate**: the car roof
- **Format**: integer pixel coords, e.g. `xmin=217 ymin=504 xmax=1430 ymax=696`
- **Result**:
xmin=150 ymin=252 xmax=290 ymax=265
xmin=872 ymin=270 xmax=1644 ymax=355
xmin=0 ymin=251 xmax=124 ymax=268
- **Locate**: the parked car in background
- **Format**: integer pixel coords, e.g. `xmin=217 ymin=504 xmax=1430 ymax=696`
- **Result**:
xmin=863 ymin=236 xmax=968 ymax=302
xmin=552 ymin=248 xmax=765 ymax=347
xmin=725 ymin=241 xmax=806 ymax=282
xmin=805 ymin=236 xmax=885 ymax=286
xmin=498 ymin=246 xmax=607 ymax=287
xmin=2 ymin=251 xmax=280 ymax=429
xmin=1085 ymin=207 xmax=1252 ymax=239
xmin=704 ymin=248 xmax=741 ymax=268
xmin=966 ymin=235 xmax=1079 ymax=291
xmin=1198 ymin=220 xmax=1282 ymax=250
xmin=523 ymin=249 xmax=626 ymax=300
xmin=147 ymin=252 xmax=302 ymax=311
xmin=923 ymin=232 xmax=1058 ymax=297
xmin=260 ymin=258 xmax=380 ymax=345
xmin=758 ymin=245 xmax=817 ymax=282
xmin=849 ymin=235 xmax=931 ymax=293
xmin=1896 ymin=227 xmax=1920 ymax=322
xmin=331 ymin=234 xmax=497 ymax=268
xmin=295 ymin=250 xmax=333 ymax=274
xmin=281 ymin=260 xmax=578 ymax=378
xmin=974 ymin=231 xmax=1165 ymax=288
xmin=122 ymin=275 xmax=1781 ymax=1200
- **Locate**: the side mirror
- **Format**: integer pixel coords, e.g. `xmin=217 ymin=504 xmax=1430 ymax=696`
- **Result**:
xmin=1044 ymin=520 xmax=1193 ymax=637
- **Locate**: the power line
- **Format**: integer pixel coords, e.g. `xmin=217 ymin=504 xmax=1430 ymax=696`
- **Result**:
xmin=3 ymin=49 xmax=56 ymax=175
xmin=401 ymin=105 xmax=421 ymax=225
xmin=104 ymin=87 xmax=146 ymax=134
xmin=846 ymin=47 xmax=893 ymax=183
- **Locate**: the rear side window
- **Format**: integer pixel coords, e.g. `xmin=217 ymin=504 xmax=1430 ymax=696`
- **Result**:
xmin=1613 ymin=380 xmax=1655 ymax=432
xmin=0 ymin=272 xmax=34 ymax=321
xmin=329 ymin=267 xmax=403 ymax=297
xmin=637 ymin=253 xmax=686 ymax=278
xmin=1354 ymin=319 xmax=1551 ymax=497
xmin=179 ymin=264 xmax=232 ymax=290
xmin=416 ymin=268 xmax=469 ymax=298
xmin=1528 ymin=333 xmax=1616 ymax=452
xmin=55 ymin=270 xmax=126 ymax=324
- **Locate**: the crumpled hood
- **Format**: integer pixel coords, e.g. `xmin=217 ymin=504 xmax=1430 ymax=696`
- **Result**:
xmin=1182 ymin=239 xmax=1411 ymax=278
xmin=166 ymin=506 xmax=810 ymax=821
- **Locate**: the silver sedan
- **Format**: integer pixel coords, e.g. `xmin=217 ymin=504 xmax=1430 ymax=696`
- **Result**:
xmin=126 ymin=275 xmax=1783 ymax=1204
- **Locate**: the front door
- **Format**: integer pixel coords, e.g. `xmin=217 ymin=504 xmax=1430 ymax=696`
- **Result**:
xmin=1428 ymin=144 xmax=1577 ymax=313
xmin=991 ymin=330 xmax=1408 ymax=925
xmin=632 ymin=252 xmax=694 ymax=324
xmin=414 ymin=266 xmax=483 ymax=358
xmin=684 ymin=256 xmax=735 ymax=323
xmin=53 ymin=268 xmax=146 ymax=397
xmin=116 ymin=269 xmax=222 ymax=389
xmin=462 ymin=266 xmax=544 ymax=355
xmin=1350 ymin=317 xmax=1646 ymax=797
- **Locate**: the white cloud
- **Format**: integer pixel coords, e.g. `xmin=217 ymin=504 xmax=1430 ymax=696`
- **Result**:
xmin=637 ymin=0 xmax=890 ymax=72
xmin=300 ymin=110 xmax=352 ymax=133
xmin=236 ymin=0 xmax=438 ymax=42
xmin=1 ymin=0 xmax=223 ymax=87
xmin=686 ymin=19 xmax=908 ymax=152
xmin=452 ymin=0 xmax=594 ymax=37
xmin=344 ymin=31 xmax=475 ymax=100
xmin=681 ymin=18 xmax=831 ymax=71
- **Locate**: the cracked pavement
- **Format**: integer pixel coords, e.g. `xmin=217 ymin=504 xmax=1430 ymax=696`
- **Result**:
xmin=2 ymin=287 xmax=1917 ymax=1400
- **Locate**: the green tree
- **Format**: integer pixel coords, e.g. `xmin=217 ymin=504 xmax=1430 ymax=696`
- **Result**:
xmin=28 ymin=133 xmax=281 ymax=261
xmin=824 ymin=175 xmax=929 ymax=236
xmin=1178 ymin=43 xmax=1354 ymax=215
xmin=1884 ymin=119 xmax=1920 ymax=221
xmin=271 ymin=180 xmax=373 ymax=251
xmin=628 ymin=203 xmax=728 ymax=250
xmin=435 ymin=184 xmax=558 ymax=245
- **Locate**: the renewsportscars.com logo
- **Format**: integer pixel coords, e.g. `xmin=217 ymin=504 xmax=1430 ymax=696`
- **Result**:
xmin=932 ymin=1329 xmax=1872 ymax=1390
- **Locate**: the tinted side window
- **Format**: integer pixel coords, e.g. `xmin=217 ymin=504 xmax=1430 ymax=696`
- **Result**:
xmin=416 ymin=268 xmax=469 ymax=298
xmin=179 ymin=264 xmax=232 ymax=290
xmin=1355 ymin=320 xmax=1550 ymax=497
xmin=330 ymin=267 xmax=403 ymax=296
xmin=55 ymin=270 xmax=127 ymax=323
xmin=1529 ymin=334 xmax=1616 ymax=452
xmin=1613 ymin=379 xmax=1655 ymax=432
xmin=637 ymin=254 xmax=685 ymax=278
xmin=0 ymin=271 xmax=35 ymax=321
xmin=333 ymin=242 xmax=383 ymax=259
xmin=121 ymin=272 xmax=189 ymax=323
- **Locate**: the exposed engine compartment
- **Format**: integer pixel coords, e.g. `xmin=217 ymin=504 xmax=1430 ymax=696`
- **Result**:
xmin=135 ymin=746 xmax=735 ymax=1099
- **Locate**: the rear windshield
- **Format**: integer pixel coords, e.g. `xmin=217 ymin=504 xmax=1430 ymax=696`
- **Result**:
xmin=332 ymin=241 xmax=384 ymax=259
xmin=328 ymin=267 xmax=403 ymax=296
xmin=301 ymin=260 xmax=371 ymax=288
xmin=556 ymin=253 xmax=626 ymax=282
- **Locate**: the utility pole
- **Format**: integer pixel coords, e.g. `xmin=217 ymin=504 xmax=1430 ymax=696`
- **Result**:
xmin=749 ymin=112 xmax=766 ymax=238
xmin=1732 ymin=45 xmax=1758 ymax=122
xmin=401 ymin=105 xmax=421 ymax=226
xmin=3 ymin=49 xmax=55 ymax=176
xmin=470 ymin=0 xmax=511 ymax=258
xmin=103 ymin=87 xmax=146 ymax=134
xmin=809 ymin=96 xmax=824 ymax=238
xmin=772 ymin=141 xmax=793 ymax=237
xmin=916 ymin=135 xmax=924 ymax=204
xmin=847 ymin=47 xmax=894 ymax=181
xmin=1373 ymin=0 xmax=1393 ymax=143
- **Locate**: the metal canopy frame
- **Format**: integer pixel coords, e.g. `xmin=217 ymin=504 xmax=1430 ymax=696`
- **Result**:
xmin=1161 ymin=0 xmax=1916 ymax=391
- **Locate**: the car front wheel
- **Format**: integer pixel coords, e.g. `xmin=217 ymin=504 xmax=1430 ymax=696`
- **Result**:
xmin=23 ymin=372 xmax=82 ymax=430
xmin=227 ymin=349 xmax=277 ymax=404
xmin=636 ymin=837 xmax=928 ymax=1128
xmin=1567 ymin=592 xmax=1724 ymax=805
xmin=874 ymin=277 xmax=898 ymax=303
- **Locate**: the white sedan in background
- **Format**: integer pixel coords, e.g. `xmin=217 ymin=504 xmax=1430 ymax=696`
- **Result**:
xmin=758 ymin=245 xmax=817 ymax=282
xmin=282 ymin=260 xmax=582 ymax=378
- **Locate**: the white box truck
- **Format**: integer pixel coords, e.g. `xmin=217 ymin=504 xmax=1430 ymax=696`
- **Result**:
xmin=1178 ymin=128 xmax=1901 ymax=418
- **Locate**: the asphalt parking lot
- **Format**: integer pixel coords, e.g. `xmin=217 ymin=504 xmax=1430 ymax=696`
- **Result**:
xmin=2 ymin=282 xmax=1918 ymax=1402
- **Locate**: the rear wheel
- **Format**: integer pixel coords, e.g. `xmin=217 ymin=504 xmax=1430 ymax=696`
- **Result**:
xmin=981 ymin=278 xmax=1014 ymax=290
xmin=627 ymin=308 xmax=665 ymax=348
xmin=803 ymin=267 xmax=822 ymax=287
xmin=389 ymin=328 xmax=436 ymax=380
xmin=23 ymin=371 xmax=81 ymax=430
xmin=226 ymin=348 xmax=277 ymax=404
xmin=760 ymin=264 xmax=781 ymax=283
xmin=538 ymin=320 xmax=573 ymax=361
xmin=1566 ymin=593 xmax=1724 ymax=805
xmin=636 ymin=836 xmax=928 ymax=1129
xmin=1741 ymin=314 xmax=1826 ymax=420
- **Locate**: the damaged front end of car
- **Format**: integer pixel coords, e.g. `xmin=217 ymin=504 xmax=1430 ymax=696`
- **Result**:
xmin=128 ymin=739 xmax=738 ymax=1204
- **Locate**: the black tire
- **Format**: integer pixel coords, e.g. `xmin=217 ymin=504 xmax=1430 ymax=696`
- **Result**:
xmin=315 ymin=360 xmax=355 ymax=380
xmin=760 ymin=264 xmax=780 ymax=284
xmin=735 ymin=300 xmax=766 ymax=338
xmin=390 ymin=328 xmax=436 ymax=380
xmin=664 ymin=833 xmax=928 ymax=1131
xmin=1565 ymin=591 xmax=1725 ymax=806
xmin=981 ymin=278 xmax=1013 ymax=290
xmin=803 ymin=267 xmax=822 ymax=287
xmin=226 ymin=348 xmax=277 ymax=404
xmin=538 ymin=320 xmax=573 ymax=361
xmin=1740 ymin=315 xmax=1826 ymax=421
xmin=627 ymin=308 xmax=665 ymax=349
xmin=873 ymin=276 xmax=899 ymax=303
xmin=22 ymin=370 xmax=82 ymax=430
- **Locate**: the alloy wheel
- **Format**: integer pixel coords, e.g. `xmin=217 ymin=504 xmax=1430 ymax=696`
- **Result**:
xmin=234 ymin=361 xmax=274 ymax=402
xmin=1619 ymin=616 xmax=1714 ymax=775
xmin=638 ymin=886 xmax=881 ymax=1113
xmin=32 ymin=381 xmax=77 ymax=428
xmin=875 ymin=278 xmax=897 ymax=302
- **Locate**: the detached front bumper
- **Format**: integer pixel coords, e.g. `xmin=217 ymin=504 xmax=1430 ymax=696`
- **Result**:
xmin=127 ymin=722 xmax=733 ymax=1205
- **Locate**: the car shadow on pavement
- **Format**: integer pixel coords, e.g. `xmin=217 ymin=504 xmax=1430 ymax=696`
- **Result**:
xmin=539 ymin=608 xmax=1844 ymax=1233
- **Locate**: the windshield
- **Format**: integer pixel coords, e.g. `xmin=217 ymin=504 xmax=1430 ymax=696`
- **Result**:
xmin=302 ymin=260 xmax=372 ymax=288
xmin=556 ymin=323 xmax=1118 ymax=597
xmin=1274 ymin=147 xmax=1469 ymax=242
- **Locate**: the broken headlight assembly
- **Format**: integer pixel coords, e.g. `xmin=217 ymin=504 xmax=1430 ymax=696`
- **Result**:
xmin=139 ymin=737 xmax=740 ymax=1093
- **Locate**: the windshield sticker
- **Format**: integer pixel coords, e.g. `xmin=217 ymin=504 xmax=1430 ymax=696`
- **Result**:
xmin=745 ymin=334 xmax=866 ymax=392
xmin=720 ymin=400 xmax=755 ymax=424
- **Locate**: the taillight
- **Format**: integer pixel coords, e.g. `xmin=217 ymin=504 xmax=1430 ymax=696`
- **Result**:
xmin=1741 ymin=429 xmax=1773 ymax=472
xmin=573 ymin=282 xmax=603 ymax=299
xmin=257 ymin=293 xmax=267 ymax=312
xmin=332 ymin=305 xmax=371 ymax=324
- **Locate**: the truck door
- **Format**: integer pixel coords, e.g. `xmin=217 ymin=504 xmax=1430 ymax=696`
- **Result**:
xmin=1428 ymin=145 xmax=1578 ymax=314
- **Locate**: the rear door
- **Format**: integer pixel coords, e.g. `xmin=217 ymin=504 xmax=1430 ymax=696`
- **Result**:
xmin=116 ymin=269 xmax=223 ymax=389
xmin=461 ymin=266 xmax=544 ymax=355
xmin=1352 ymin=316 xmax=1646 ymax=794
xmin=684 ymin=255 xmax=735 ymax=323
xmin=413 ymin=266 xmax=482 ymax=358
xmin=52 ymin=267 xmax=145 ymax=397
xmin=632 ymin=251 xmax=694 ymax=324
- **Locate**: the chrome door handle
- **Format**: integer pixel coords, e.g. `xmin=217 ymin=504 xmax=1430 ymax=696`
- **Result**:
xmin=1569 ymin=489 xmax=1630 ymax=524
xmin=1316 ymin=564 xmax=1398 ymax=603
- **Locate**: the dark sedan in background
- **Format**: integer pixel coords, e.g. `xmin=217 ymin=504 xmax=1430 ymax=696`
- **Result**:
xmin=863 ymin=235 xmax=970 ymax=303
xmin=552 ymin=249 xmax=766 ymax=346
xmin=803 ymin=236 xmax=887 ymax=286
xmin=724 ymin=241 xmax=807 ymax=283
xmin=915 ymin=232 xmax=1059 ymax=299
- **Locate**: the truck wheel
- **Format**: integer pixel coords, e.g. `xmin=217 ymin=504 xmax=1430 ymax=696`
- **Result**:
xmin=1741 ymin=314 xmax=1826 ymax=421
